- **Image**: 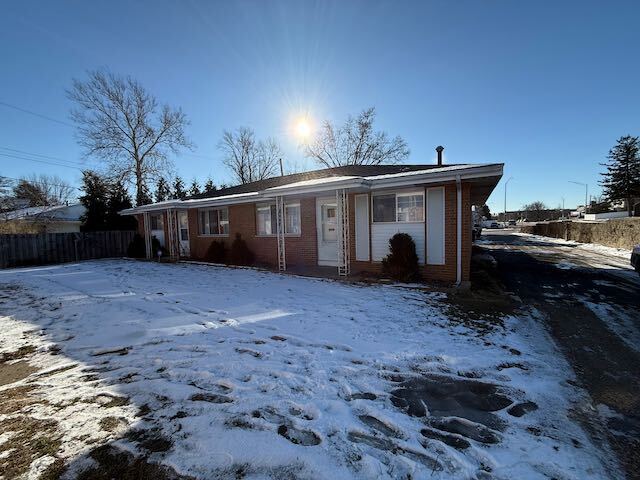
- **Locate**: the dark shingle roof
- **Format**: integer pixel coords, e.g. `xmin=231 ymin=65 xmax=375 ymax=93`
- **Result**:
xmin=189 ymin=164 xmax=450 ymax=200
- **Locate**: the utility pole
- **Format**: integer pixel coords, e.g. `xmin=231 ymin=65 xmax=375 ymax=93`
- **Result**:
xmin=504 ymin=176 xmax=513 ymax=222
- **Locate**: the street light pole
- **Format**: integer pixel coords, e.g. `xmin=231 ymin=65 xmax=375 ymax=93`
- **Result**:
xmin=504 ymin=176 xmax=513 ymax=222
xmin=569 ymin=181 xmax=588 ymax=214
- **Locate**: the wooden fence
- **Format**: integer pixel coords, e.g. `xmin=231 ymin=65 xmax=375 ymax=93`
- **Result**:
xmin=0 ymin=231 xmax=136 ymax=269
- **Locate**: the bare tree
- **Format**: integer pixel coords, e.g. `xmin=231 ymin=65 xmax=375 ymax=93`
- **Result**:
xmin=13 ymin=174 xmax=74 ymax=206
xmin=521 ymin=201 xmax=548 ymax=222
xmin=304 ymin=107 xmax=409 ymax=168
xmin=68 ymin=70 xmax=192 ymax=206
xmin=219 ymin=127 xmax=281 ymax=184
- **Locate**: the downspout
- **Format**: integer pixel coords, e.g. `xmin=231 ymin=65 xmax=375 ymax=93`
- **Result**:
xmin=456 ymin=175 xmax=462 ymax=286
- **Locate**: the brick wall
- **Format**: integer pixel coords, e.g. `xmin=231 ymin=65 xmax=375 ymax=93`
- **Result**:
xmin=188 ymin=197 xmax=317 ymax=267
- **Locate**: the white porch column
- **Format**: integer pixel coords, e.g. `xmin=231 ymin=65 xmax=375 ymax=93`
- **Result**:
xmin=276 ymin=196 xmax=286 ymax=271
xmin=336 ymin=189 xmax=350 ymax=276
xmin=143 ymin=212 xmax=152 ymax=260
xmin=166 ymin=209 xmax=179 ymax=261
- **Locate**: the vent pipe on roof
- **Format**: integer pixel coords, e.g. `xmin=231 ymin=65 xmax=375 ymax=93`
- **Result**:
xmin=436 ymin=146 xmax=444 ymax=166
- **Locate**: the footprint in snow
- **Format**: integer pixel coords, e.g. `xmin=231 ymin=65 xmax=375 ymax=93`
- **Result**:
xmin=190 ymin=393 xmax=233 ymax=404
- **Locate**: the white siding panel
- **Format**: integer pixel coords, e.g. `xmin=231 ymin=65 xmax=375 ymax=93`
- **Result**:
xmin=355 ymin=194 xmax=370 ymax=261
xmin=371 ymin=223 xmax=425 ymax=264
xmin=426 ymin=187 xmax=445 ymax=265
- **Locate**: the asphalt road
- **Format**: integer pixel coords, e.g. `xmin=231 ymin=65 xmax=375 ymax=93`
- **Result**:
xmin=477 ymin=230 xmax=639 ymax=479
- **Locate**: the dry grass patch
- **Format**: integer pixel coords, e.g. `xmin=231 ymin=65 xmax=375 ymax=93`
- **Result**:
xmin=0 ymin=416 xmax=61 ymax=479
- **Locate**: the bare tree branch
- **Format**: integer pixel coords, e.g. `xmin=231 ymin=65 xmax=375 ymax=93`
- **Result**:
xmin=218 ymin=128 xmax=281 ymax=184
xmin=67 ymin=69 xmax=193 ymax=205
xmin=304 ymin=107 xmax=409 ymax=168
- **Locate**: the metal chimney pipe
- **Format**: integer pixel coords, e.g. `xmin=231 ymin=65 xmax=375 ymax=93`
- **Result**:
xmin=436 ymin=146 xmax=444 ymax=166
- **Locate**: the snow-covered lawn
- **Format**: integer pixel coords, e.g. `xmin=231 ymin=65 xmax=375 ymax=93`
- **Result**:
xmin=0 ymin=260 xmax=618 ymax=479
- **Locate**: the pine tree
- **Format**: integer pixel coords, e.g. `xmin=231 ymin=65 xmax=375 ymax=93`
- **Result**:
xmin=137 ymin=183 xmax=153 ymax=206
xmin=600 ymin=135 xmax=640 ymax=216
xmin=106 ymin=180 xmax=137 ymax=230
xmin=189 ymin=178 xmax=201 ymax=196
xmin=203 ymin=178 xmax=217 ymax=193
xmin=172 ymin=177 xmax=186 ymax=200
xmin=79 ymin=171 xmax=110 ymax=231
xmin=154 ymin=177 xmax=171 ymax=202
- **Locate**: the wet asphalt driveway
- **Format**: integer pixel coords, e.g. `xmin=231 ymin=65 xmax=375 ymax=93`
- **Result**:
xmin=477 ymin=230 xmax=640 ymax=479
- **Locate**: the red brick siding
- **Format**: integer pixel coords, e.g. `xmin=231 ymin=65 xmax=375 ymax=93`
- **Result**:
xmin=188 ymin=198 xmax=317 ymax=267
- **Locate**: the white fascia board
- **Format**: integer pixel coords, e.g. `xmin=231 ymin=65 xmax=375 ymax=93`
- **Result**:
xmin=181 ymin=192 xmax=262 ymax=208
xmin=367 ymin=164 xmax=503 ymax=190
xmin=120 ymin=200 xmax=184 ymax=215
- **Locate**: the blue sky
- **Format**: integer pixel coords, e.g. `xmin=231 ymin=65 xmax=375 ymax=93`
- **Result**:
xmin=1 ymin=0 xmax=639 ymax=213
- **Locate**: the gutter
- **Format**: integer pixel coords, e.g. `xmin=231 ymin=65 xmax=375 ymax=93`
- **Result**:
xmin=456 ymin=174 xmax=462 ymax=286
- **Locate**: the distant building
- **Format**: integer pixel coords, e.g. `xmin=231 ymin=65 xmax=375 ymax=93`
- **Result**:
xmin=0 ymin=203 xmax=86 ymax=233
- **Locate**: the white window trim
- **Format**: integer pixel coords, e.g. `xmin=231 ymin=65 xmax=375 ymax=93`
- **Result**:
xmin=426 ymin=186 xmax=446 ymax=265
xmin=255 ymin=202 xmax=302 ymax=237
xmin=198 ymin=207 xmax=229 ymax=237
xmin=372 ymin=191 xmax=425 ymax=224
xmin=150 ymin=213 xmax=164 ymax=231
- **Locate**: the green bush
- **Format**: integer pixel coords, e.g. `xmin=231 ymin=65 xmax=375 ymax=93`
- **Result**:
xmin=205 ymin=240 xmax=227 ymax=263
xmin=381 ymin=233 xmax=420 ymax=282
xmin=229 ymin=233 xmax=254 ymax=266
xmin=127 ymin=234 xmax=146 ymax=258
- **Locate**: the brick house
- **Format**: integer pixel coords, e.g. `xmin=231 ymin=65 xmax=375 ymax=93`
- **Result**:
xmin=121 ymin=162 xmax=503 ymax=285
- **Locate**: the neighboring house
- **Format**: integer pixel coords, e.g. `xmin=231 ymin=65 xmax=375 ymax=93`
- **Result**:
xmin=0 ymin=203 xmax=86 ymax=233
xmin=121 ymin=163 xmax=503 ymax=284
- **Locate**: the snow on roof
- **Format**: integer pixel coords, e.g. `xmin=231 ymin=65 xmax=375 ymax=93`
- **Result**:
xmin=363 ymin=163 xmax=496 ymax=181
xmin=263 ymin=175 xmax=360 ymax=192
xmin=3 ymin=203 xmax=85 ymax=221
xmin=121 ymin=163 xmax=503 ymax=214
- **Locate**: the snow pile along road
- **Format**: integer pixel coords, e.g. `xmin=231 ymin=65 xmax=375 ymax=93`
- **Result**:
xmin=0 ymin=260 xmax=619 ymax=479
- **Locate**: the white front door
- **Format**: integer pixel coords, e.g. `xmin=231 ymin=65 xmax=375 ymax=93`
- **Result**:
xmin=177 ymin=210 xmax=190 ymax=257
xmin=316 ymin=197 xmax=339 ymax=266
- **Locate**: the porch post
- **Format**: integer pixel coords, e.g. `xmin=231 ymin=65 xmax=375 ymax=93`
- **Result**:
xmin=167 ymin=209 xmax=179 ymax=261
xmin=336 ymin=189 xmax=350 ymax=276
xmin=143 ymin=212 xmax=152 ymax=260
xmin=276 ymin=196 xmax=286 ymax=271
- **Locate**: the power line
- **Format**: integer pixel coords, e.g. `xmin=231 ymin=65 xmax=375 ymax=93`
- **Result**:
xmin=0 ymin=101 xmax=74 ymax=127
xmin=0 ymin=152 xmax=83 ymax=171
xmin=0 ymin=174 xmax=82 ymax=191
xmin=0 ymin=101 xmax=219 ymax=162
xmin=0 ymin=146 xmax=86 ymax=166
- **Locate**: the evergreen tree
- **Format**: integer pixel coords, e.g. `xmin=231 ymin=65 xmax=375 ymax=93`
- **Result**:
xmin=600 ymin=135 xmax=640 ymax=216
xmin=189 ymin=178 xmax=201 ymax=196
xmin=106 ymin=180 xmax=138 ymax=230
xmin=172 ymin=176 xmax=186 ymax=200
xmin=154 ymin=177 xmax=171 ymax=202
xmin=480 ymin=204 xmax=491 ymax=220
xmin=203 ymin=178 xmax=217 ymax=193
xmin=79 ymin=171 xmax=110 ymax=231
xmin=137 ymin=183 xmax=153 ymax=206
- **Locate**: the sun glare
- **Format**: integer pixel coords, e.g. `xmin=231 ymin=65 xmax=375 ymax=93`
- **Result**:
xmin=295 ymin=118 xmax=312 ymax=140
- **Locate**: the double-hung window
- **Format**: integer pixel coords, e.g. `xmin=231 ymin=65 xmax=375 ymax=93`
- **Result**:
xmin=372 ymin=192 xmax=424 ymax=223
xmin=199 ymin=208 xmax=229 ymax=235
xmin=256 ymin=202 xmax=301 ymax=235
xmin=284 ymin=203 xmax=301 ymax=234
xmin=150 ymin=214 xmax=163 ymax=230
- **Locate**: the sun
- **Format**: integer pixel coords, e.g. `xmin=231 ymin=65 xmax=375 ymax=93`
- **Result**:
xmin=295 ymin=118 xmax=312 ymax=140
